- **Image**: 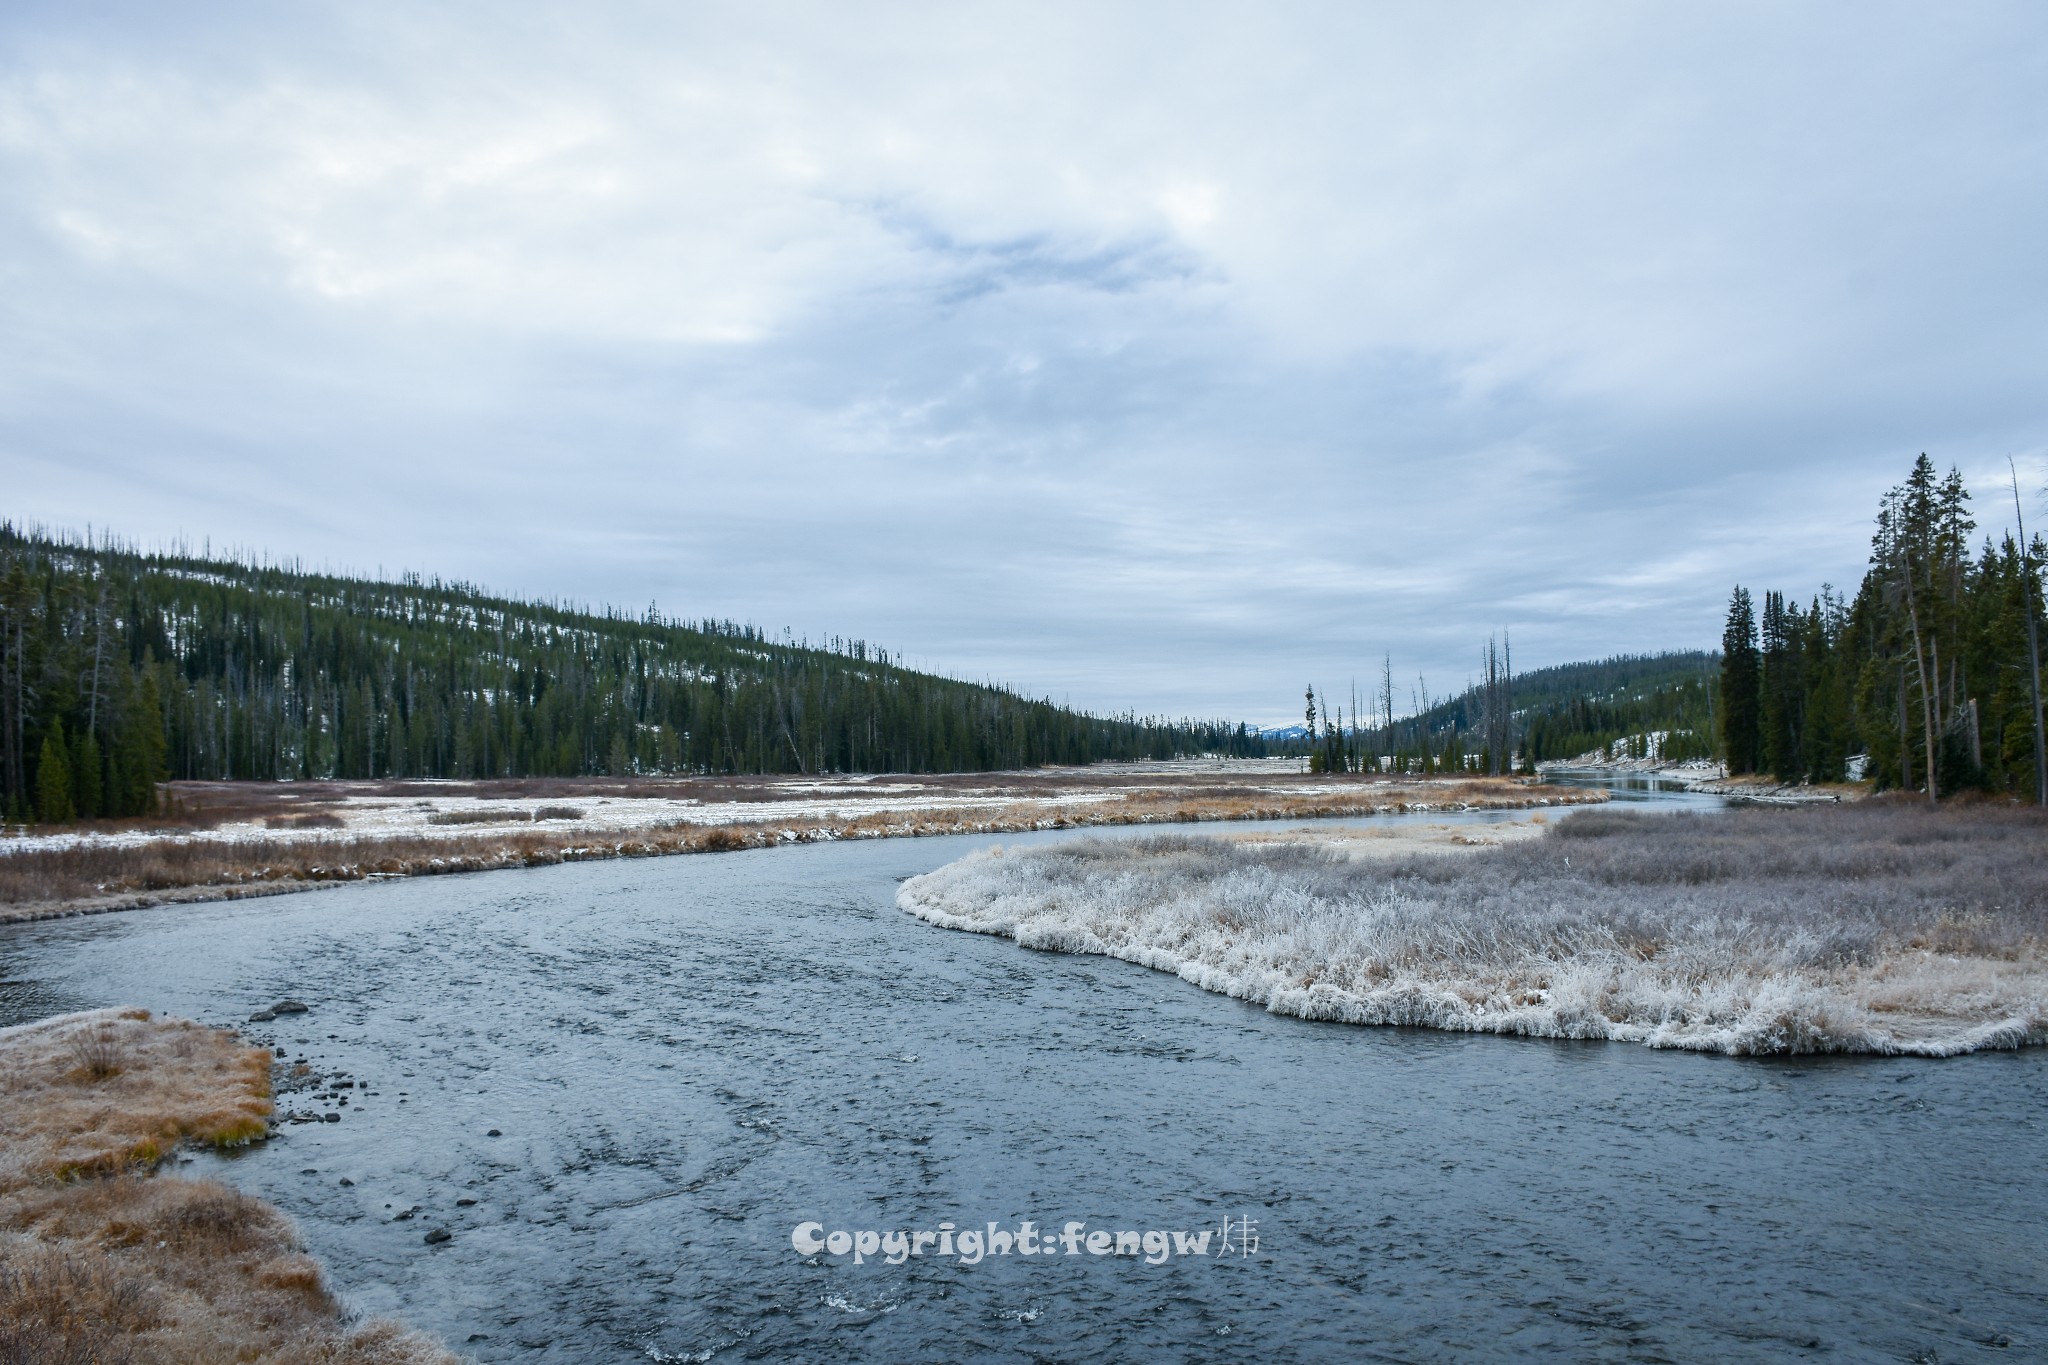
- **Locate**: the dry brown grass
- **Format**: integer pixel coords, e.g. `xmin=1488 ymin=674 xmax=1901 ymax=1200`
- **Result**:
xmin=0 ymin=1010 xmax=456 ymax=1364
xmin=0 ymin=1011 xmax=271 ymax=1186
xmin=263 ymin=812 xmax=346 ymax=831
xmin=0 ymin=777 xmax=1595 ymax=921
xmin=422 ymin=809 xmax=509 ymax=826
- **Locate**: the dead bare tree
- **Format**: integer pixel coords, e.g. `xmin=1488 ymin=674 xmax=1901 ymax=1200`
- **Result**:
xmin=1479 ymin=634 xmax=1513 ymax=776
xmin=1379 ymin=653 xmax=1394 ymax=770
xmin=1898 ymin=564 xmax=1939 ymax=804
xmin=2012 ymin=458 xmax=2046 ymax=807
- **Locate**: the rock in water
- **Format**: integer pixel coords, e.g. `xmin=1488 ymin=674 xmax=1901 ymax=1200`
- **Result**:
xmin=271 ymin=999 xmax=310 ymax=1014
xmin=424 ymin=1227 xmax=452 ymax=1245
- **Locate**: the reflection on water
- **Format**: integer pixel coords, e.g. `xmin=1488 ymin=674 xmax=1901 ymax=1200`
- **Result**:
xmin=1 ymin=804 xmax=2041 ymax=1362
xmin=1538 ymin=766 xmax=1731 ymax=807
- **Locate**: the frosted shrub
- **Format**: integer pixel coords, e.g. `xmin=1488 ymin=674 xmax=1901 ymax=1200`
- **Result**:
xmin=899 ymin=805 xmax=2048 ymax=1056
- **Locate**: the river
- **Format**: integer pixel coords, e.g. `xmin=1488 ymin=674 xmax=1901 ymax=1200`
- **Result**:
xmin=1 ymin=789 xmax=2041 ymax=1361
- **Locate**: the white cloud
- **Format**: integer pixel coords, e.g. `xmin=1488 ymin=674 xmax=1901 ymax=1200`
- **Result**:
xmin=3 ymin=1 xmax=2046 ymax=718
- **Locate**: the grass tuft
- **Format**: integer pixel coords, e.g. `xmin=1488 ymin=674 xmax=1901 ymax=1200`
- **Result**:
xmin=65 ymin=1021 xmax=124 ymax=1081
xmin=0 ymin=1010 xmax=456 ymax=1363
xmin=262 ymin=811 xmax=345 ymax=830
xmin=0 ymin=1243 xmax=158 ymax=1365
xmin=425 ymin=808 xmax=512 ymax=826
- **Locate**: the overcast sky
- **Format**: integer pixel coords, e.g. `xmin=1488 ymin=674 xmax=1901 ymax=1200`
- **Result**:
xmin=3 ymin=3 xmax=2045 ymax=723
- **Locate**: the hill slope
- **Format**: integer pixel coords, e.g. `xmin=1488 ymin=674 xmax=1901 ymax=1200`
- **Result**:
xmin=0 ymin=526 xmax=1260 ymax=817
xmin=1344 ymin=651 xmax=1720 ymax=768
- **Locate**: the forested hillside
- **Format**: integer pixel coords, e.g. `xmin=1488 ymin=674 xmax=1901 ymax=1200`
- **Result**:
xmin=1502 ymin=654 xmax=1718 ymax=765
xmin=1299 ymin=651 xmax=1718 ymax=775
xmin=1717 ymin=454 xmax=2047 ymax=798
xmin=0 ymin=527 xmax=1262 ymax=821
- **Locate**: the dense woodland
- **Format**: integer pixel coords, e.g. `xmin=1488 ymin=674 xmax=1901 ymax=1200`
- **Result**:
xmin=1298 ymin=648 xmax=1718 ymax=775
xmin=0 ymin=528 xmax=1263 ymax=822
xmin=1718 ymin=454 xmax=2047 ymax=799
xmin=1514 ymin=658 xmax=1717 ymax=766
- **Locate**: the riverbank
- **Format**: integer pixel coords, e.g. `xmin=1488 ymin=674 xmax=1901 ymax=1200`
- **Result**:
xmin=899 ymin=800 xmax=2048 ymax=1056
xmin=3 ymin=800 xmax=2039 ymax=1361
xmin=0 ymin=1007 xmax=454 ymax=1362
xmin=0 ymin=771 xmax=1601 ymax=923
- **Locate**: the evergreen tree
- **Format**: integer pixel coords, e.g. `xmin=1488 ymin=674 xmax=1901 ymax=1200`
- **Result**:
xmin=1798 ymin=591 xmax=1850 ymax=781
xmin=1760 ymin=591 xmax=1810 ymax=781
xmin=1304 ymin=686 xmax=1322 ymax=772
xmin=121 ymin=670 xmax=168 ymax=815
xmin=36 ymin=720 xmax=74 ymax=823
xmin=70 ymin=728 xmax=102 ymax=820
xmin=1720 ymin=454 xmax=2046 ymax=797
xmin=1719 ymin=588 xmax=1761 ymax=773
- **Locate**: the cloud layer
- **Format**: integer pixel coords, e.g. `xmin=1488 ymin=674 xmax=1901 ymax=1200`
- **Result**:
xmin=4 ymin=2 xmax=2046 ymax=720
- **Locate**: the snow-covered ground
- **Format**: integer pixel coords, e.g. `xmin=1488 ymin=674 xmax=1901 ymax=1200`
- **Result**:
xmin=0 ymin=786 xmax=1128 ymax=856
xmin=3 ymin=756 xmax=1512 ymax=858
xmin=0 ymin=764 xmax=1568 ymax=896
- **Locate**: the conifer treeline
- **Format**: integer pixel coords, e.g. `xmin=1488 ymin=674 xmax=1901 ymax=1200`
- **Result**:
xmin=1717 ymin=454 xmax=2047 ymax=798
xmin=1518 ymin=669 xmax=1717 ymax=766
xmin=0 ymin=527 xmax=1265 ymax=820
xmin=1298 ymin=648 xmax=1718 ymax=774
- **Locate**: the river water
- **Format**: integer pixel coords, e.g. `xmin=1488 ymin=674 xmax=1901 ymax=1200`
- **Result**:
xmin=1 ymin=792 xmax=2042 ymax=1362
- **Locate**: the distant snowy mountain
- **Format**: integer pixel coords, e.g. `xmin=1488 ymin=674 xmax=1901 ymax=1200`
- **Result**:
xmin=1259 ymin=723 xmax=1368 ymax=740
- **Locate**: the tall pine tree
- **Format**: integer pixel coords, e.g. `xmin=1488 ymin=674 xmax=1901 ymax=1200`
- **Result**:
xmin=1719 ymin=587 xmax=1761 ymax=774
xmin=36 ymin=720 xmax=74 ymax=824
xmin=1723 ymin=454 xmax=2046 ymax=797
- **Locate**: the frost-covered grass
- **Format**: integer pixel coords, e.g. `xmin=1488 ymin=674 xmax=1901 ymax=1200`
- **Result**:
xmin=899 ymin=802 xmax=2048 ymax=1056
xmin=0 ymin=1009 xmax=455 ymax=1363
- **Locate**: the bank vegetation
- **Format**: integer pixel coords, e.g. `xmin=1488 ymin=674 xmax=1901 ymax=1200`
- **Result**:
xmin=0 ymin=1008 xmax=453 ymax=1363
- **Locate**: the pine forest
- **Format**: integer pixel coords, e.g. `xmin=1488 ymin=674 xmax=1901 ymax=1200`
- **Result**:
xmin=0 ymin=528 xmax=1264 ymax=821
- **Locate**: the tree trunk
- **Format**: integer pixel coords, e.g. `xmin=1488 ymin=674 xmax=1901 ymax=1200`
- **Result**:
xmin=1903 ymin=575 xmax=1938 ymax=802
xmin=2012 ymin=462 xmax=2047 ymax=805
xmin=1899 ymin=667 xmax=1911 ymax=791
